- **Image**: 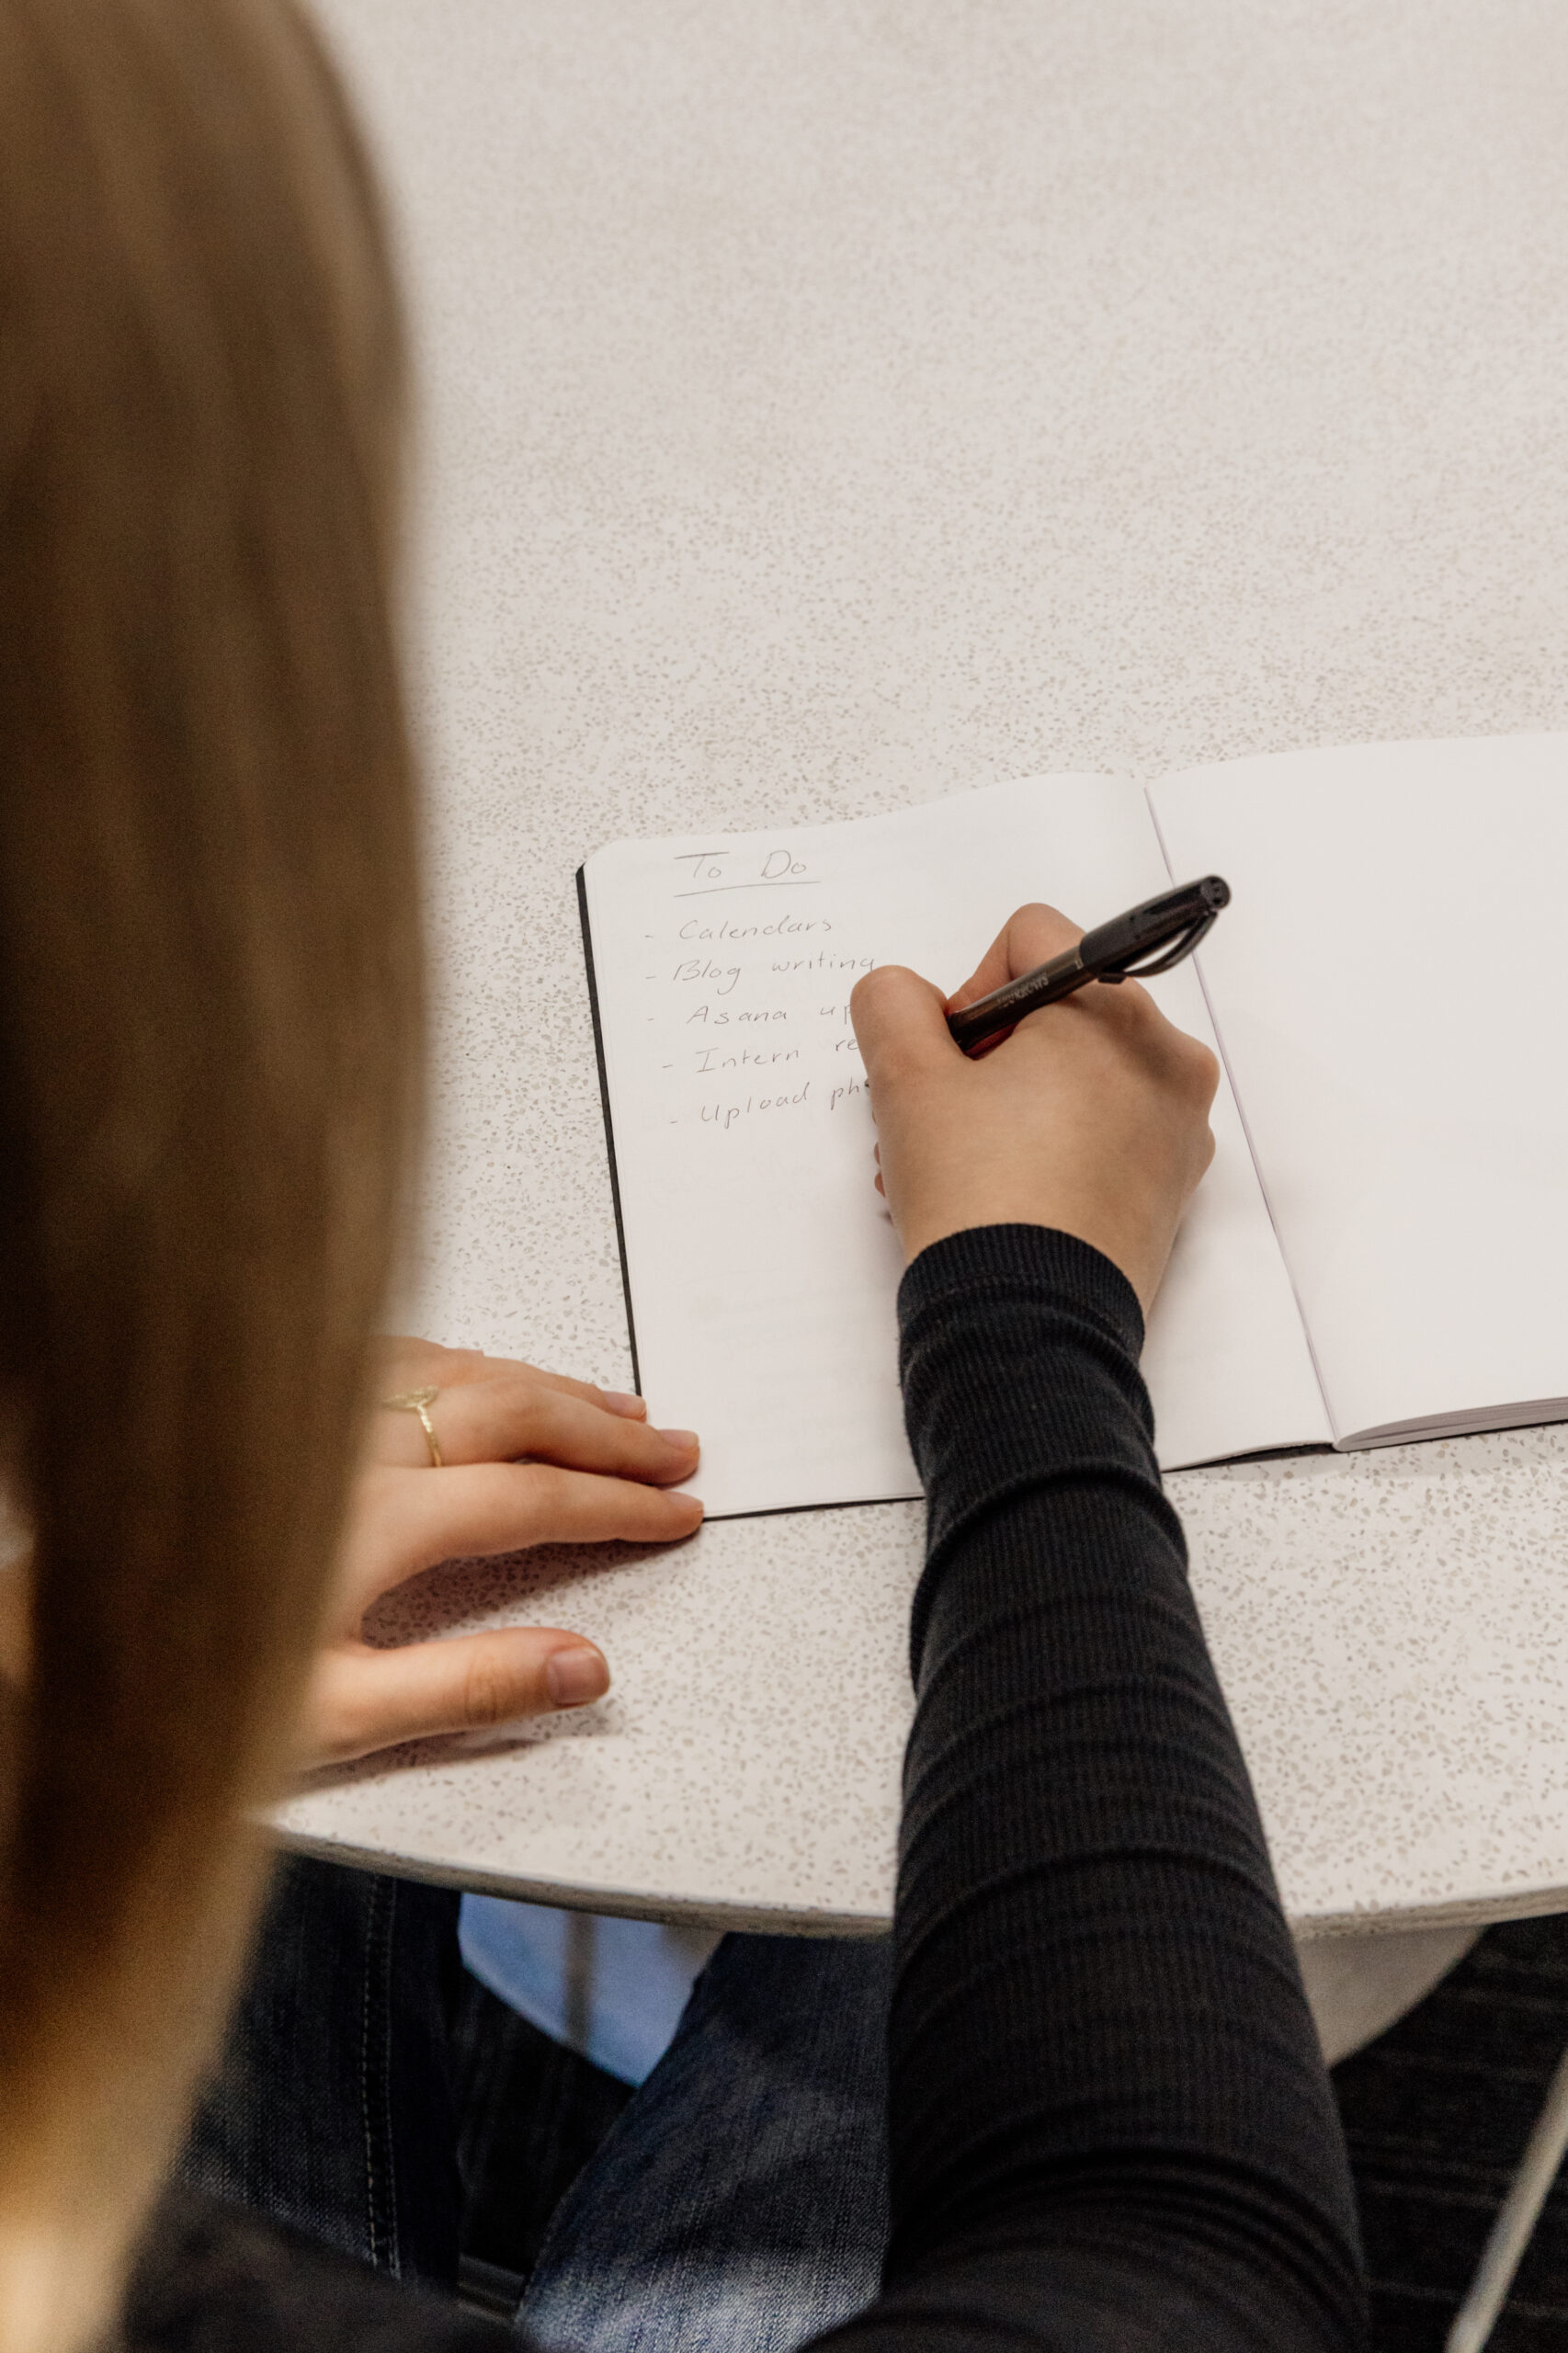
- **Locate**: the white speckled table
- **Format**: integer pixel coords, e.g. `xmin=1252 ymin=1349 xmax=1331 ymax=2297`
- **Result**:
xmin=279 ymin=0 xmax=1568 ymax=1940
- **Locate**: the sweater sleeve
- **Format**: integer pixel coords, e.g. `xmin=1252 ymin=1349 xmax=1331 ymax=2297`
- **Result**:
xmin=821 ymin=1224 xmax=1368 ymax=2353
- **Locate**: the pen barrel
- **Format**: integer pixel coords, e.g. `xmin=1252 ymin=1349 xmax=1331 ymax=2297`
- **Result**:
xmin=945 ymin=945 xmax=1085 ymax=1053
xmin=945 ymin=877 xmax=1229 ymax=1055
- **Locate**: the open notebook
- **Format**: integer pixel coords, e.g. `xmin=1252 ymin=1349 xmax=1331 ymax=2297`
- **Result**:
xmin=579 ymin=735 xmax=1568 ymax=1518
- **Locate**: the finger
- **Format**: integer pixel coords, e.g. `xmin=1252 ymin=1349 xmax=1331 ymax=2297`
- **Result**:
xmin=424 ymin=1358 xmax=648 ymax=1419
xmin=551 ymin=1379 xmax=647 ymax=1419
xmin=945 ymin=903 xmax=1085 ymax=1014
xmin=372 ymin=1336 xmax=489 ymax=1392
xmin=340 ymin=1461 xmax=704 ymax=1603
xmin=302 ymin=1627 xmax=612 ymax=1765
xmin=850 ymin=964 xmax=958 ymax=1088
xmin=375 ymin=1336 xmax=645 ymax=1419
xmin=375 ymin=1380 xmax=695 ymax=1478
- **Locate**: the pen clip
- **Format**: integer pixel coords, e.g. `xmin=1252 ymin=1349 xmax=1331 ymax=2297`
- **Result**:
xmin=1101 ymin=904 xmax=1220 ymax=982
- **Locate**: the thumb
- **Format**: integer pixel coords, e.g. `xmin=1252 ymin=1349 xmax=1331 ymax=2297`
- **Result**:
xmin=301 ymin=1628 xmax=611 ymax=1765
xmin=850 ymin=964 xmax=957 ymax=1087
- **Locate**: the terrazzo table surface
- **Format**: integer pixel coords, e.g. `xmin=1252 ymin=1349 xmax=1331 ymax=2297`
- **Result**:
xmin=279 ymin=0 xmax=1568 ymax=1939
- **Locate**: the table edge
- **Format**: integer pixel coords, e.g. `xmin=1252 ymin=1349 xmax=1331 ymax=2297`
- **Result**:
xmin=275 ymin=1824 xmax=1568 ymax=1944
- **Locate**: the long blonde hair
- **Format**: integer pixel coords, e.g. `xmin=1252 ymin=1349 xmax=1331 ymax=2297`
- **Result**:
xmin=0 ymin=2 xmax=420 ymax=2342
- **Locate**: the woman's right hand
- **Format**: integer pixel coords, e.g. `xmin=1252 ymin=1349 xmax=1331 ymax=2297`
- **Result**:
xmin=849 ymin=903 xmax=1220 ymax=1314
xmin=301 ymin=1340 xmax=702 ymax=1766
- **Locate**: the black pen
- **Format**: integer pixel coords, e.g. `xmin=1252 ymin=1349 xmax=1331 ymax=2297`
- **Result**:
xmin=946 ymin=875 xmax=1231 ymax=1056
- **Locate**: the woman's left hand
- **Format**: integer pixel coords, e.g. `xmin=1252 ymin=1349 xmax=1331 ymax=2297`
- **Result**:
xmin=300 ymin=1338 xmax=702 ymax=1766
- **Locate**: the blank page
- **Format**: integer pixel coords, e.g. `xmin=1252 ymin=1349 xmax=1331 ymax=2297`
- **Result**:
xmin=1152 ymin=736 xmax=1568 ymax=1445
xmin=583 ymin=776 xmax=1327 ymax=1518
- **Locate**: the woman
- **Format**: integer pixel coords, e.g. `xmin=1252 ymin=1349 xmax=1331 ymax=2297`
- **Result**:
xmin=0 ymin=2 xmax=1368 ymax=2348
xmin=0 ymin=0 xmax=693 ymax=2335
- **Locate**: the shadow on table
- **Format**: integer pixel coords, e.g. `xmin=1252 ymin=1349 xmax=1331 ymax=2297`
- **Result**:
xmin=291 ymin=1540 xmax=686 ymax=1788
xmin=362 ymin=1537 xmax=690 ymax=1649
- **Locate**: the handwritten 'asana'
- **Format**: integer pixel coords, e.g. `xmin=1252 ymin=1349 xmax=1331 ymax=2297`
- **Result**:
xmin=700 ymin=1082 xmax=811 ymax=1131
xmin=686 ymin=1005 xmax=787 ymax=1026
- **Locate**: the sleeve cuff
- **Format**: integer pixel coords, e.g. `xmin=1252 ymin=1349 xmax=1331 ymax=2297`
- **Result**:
xmin=898 ymin=1223 xmax=1145 ymax=1362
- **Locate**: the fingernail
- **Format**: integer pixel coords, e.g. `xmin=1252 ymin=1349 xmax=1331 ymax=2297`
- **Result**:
xmin=656 ymin=1427 xmax=699 ymax=1454
xmin=546 ymin=1646 xmax=609 ymax=1708
xmin=601 ymin=1391 xmax=647 ymax=1418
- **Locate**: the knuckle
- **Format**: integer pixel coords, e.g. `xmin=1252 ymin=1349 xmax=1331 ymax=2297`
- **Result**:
xmin=460 ymin=1644 xmax=525 ymax=1728
xmin=1011 ymin=902 xmax=1082 ymax=955
xmin=500 ymin=1379 xmax=560 ymax=1455
xmin=851 ymin=971 xmax=913 ymax=1062
xmin=520 ymin=1461 xmax=574 ymax=1524
xmin=520 ymin=1458 xmax=562 ymax=1506
xmin=1177 ymin=1036 xmax=1221 ymax=1106
xmin=851 ymin=964 xmax=904 ymax=1014
xmin=1111 ymin=977 xmax=1160 ymax=1031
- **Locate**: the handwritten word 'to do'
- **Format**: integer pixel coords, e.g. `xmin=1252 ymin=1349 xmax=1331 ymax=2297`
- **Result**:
xmin=673 ymin=848 xmax=821 ymax=897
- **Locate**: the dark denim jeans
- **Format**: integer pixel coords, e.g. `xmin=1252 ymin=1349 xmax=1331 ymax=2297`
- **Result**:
xmin=181 ymin=1855 xmax=890 ymax=2352
xmin=180 ymin=1855 xmax=465 ymax=2287
xmin=518 ymin=1930 xmax=892 ymax=2352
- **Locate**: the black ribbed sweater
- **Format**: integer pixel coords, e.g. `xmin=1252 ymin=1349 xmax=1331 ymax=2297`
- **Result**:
xmin=126 ymin=1224 xmax=1369 ymax=2353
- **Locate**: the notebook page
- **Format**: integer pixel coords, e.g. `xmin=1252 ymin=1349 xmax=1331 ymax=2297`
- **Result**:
xmin=583 ymin=775 xmax=1327 ymax=1518
xmin=1151 ymin=736 xmax=1568 ymax=1446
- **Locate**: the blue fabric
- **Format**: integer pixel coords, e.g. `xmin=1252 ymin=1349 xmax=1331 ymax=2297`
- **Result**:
xmin=520 ymin=1932 xmax=892 ymax=2353
xmin=458 ymin=1895 xmax=719 ymax=2088
xmin=179 ymin=1855 xmax=463 ymax=2290
xmin=185 ymin=1858 xmax=892 ymax=2353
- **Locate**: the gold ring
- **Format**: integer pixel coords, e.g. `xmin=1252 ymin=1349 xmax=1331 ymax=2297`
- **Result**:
xmin=381 ymin=1385 xmax=443 ymax=1468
